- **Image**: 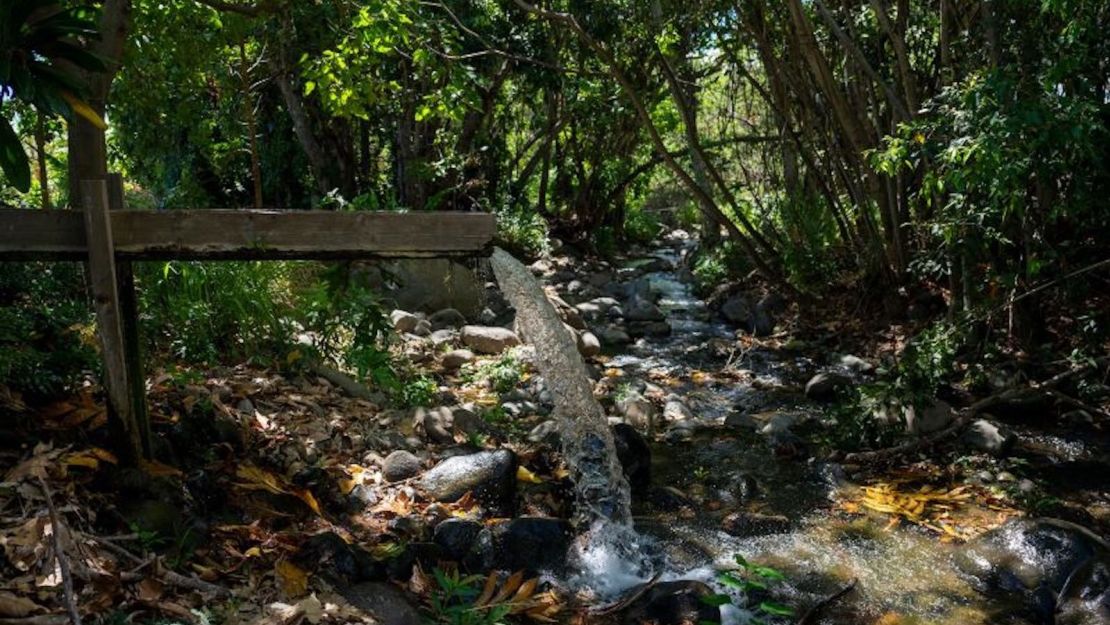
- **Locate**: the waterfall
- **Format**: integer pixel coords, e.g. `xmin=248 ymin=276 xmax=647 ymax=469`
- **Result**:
xmin=490 ymin=248 xmax=632 ymax=523
xmin=490 ymin=248 xmax=652 ymax=596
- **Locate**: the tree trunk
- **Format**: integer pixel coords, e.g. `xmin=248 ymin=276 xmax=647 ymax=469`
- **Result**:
xmin=66 ymin=0 xmax=131 ymax=209
xmin=35 ymin=111 xmax=51 ymax=209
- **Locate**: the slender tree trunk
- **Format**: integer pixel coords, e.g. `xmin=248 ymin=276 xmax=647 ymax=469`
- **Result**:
xmin=35 ymin=111 xmax=51 ymax=209
xmin=238 ymin=41 xmax=263 ymax=208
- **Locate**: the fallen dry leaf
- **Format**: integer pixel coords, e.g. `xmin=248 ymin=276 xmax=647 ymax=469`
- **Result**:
xmin=0 ymin=591 xmax=44 ymax=617
xmin=275 ymin=560 xmax=309 ymax=599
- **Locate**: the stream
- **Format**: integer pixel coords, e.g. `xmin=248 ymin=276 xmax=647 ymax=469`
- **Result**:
xmin=518 ymin=234 xmax=1110 ymax=625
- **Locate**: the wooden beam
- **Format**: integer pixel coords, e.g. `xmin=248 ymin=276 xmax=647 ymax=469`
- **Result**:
xmin=82 ymin=179 xmax=148 ymax=462
xmin=107 ymin=175 xmax=152 ymax=457
xmin=0 ymin=209 xmax=496 ymax=260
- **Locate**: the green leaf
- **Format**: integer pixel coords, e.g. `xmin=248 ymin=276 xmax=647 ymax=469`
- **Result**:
xmin=699 ymin=593 xmax=732 ymax=607
xmin=758 ymin=601 xmax=795 ymax=617
xmin=0 ymin=116 xmax=31 ymax=192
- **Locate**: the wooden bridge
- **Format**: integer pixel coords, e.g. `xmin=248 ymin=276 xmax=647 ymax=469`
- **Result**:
xmin=0 ymin=176 xmax=497 ymax=462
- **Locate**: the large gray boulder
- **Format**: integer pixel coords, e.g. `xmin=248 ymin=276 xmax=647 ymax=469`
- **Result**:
xmin=962 ymin=418 xmax=1016 ymax=456
xmin=460 ymin=325 xmax=521 ymax=354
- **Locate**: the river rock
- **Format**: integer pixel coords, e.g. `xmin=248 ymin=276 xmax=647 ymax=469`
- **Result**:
xmin=957 ymin=518 xmax=1110 ymax=617
xmin=343 ymin=581 xmax=422 ymax=625
xmin=433 ymin=518 xmax=485 ymax=562
xmin=624 ymin=294 xmax=665 ymax=322
xmin=839 ymin=354 xmax=875 ymax=374
xmin=612 ymin=423 xmax=651 ymax=498
xmin=663 ymin=400 xmax=693 ymax=422
xmin=905 ymin=400 xmax=956 ymax=434
xmin=390 ymin=310 xmax=420 ymax=334
xmin=429 ymin=308 xmax=467 ymax=330
xmin=461 ymin=325 xmax=521 ymax=354
xmin=617 ymin=394 xmax=659 ymax=430
xmin=962 ymin=418 xmax=1016 ymax=456
xmin=491 ymin=517 xmax=573 ymax=573
xmin=577 ymin=331 xmax=602 ymax=358
xmin=720 ymin=294 xmax=753 ymax=325
xmin=595 ymin=325 xmax=632 ymax=345
xmin=417 ymin=449 xmax=516 ymax=515
xmin=620 ymin=580 xmax=721 ymax=625
xmin=382 ymin=450 xmax=422 ymax=482
xmin=804 ymin=371 xmax=852 ymax=401
xmin=441 ymin=349 xmax=475 ymax=371
xmin=429 ymin=329 xmax=457 ymax=348
xmin=412 ymin=406 xmax=456 ymax=444
xmin=527 ymin=420 xmax=561 ymax=446
xmin=628 ymin=320 xmax=671 ymax=338
xmin=721 ymin=511 xmax=791 ymax=537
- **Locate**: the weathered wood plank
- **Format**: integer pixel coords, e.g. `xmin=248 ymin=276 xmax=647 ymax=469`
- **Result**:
xmin=0 ymin=209 xmax=496 ymax=260
xmin=82 ymin=180 xmax=148 ymax=462
xmin=0 ymin=209 xmax=86 ymax=260
xmin=107 ymin=174 xmax=152 ymax=456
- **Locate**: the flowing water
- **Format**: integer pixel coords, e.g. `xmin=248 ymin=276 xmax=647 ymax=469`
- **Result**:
xmin=493 ymin=242 xmax=1108 ymax=624
xmin=490 ymin=248 xmax=655 ymax=593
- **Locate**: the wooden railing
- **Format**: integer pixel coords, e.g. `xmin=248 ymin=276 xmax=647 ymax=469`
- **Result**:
xmin=1 ymin=175 xmax=497 ymax=462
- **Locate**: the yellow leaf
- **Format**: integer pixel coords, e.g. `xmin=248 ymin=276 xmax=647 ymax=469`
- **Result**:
xmin=286 ymin=349 xmax=302 ymax=365
xmin=516 ymin=466 xmax=543 ymax=484
xmin=475 ymin=571 xmax=499 ymax=607
xmin=275 ymin=560 xmax=309 ymax=598
xmin=61 ymin=91 xmax=107 ymax=130
xmin=139 ymin=459 xmax=183 ymax=479
xmin=244 ymin=547 xmax=262 ymax=558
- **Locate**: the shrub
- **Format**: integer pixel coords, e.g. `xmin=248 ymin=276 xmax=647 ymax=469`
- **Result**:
xmin=0 ymin=262 xmax=97 ymax=399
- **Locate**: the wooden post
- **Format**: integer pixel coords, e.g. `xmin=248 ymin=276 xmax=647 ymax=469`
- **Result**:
xmin=82 ymin=179 xmax=148 ymax=462
xmin=106 ymin=174 xmax=152 ymax=458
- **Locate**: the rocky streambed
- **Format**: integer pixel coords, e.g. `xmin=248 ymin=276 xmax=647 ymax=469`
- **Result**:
xmin=108 ymin=232 xmax=1109 ymax=625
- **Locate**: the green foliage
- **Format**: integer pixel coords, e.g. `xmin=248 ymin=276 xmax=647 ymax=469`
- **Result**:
xmin=494 ymin=207 xmax=549 ymax=260
xmin=463 ymin=350 xmax=524 ymax=394
xmin=0 ymin=262 xmax=97 ymax=398
xmin=623 ymin=207 xmax=665 ymax=245
xmin=426 ymin=568 xmax=510 ymax=625
xmin=703 ymin=554 xmax=794 ymax=624
xmin=690 ymin=241 xmax=746 ymax=294
xmin=0 ymin=1 xmax=106 ymax=191
xmin=138 ymin=260 xmax=296 ymax=365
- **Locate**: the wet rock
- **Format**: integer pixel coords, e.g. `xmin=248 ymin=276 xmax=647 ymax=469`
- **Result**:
xmin=628 ymin=320 xmax=672 ymax=338
xmin=720 ymin=294 xmax=753 ymax=325
xmin=620 ymin=580 xmax=721 ymax=625
xmin=962 ymin=418 xmax=1016 ymax=456
xmin=343 ymin=581 xmax=422 ymax=625
xmin=721 ymin=511 xmax=791 ymax=537
xmin=382 ymin=450 xmax=422 ymax=482
xmin=390 ymin=310 xmax=420 ymax=334
xmin=576 ymin=331 xmax=602 ymax=358
xmin=624 ymin=294 xmax=665 ymax=322
xmin=413 ymin=319 xmax=432 ymax=336
xmin=663 ymin=400 xmax=693 ymax=422
xmin=804 ymin=372 xmax=852 ymax=402
xmin=433 ymin=518 xmax=485 ymax=562
xmin=461 ymin=325 xmax=521 ymax=354
xmin=429 ymin=329 xmax=457 ymax=347
xmin=528 ymin=420 xmax=561 ymax=446
xmin=612 ymin=423 xmax=651 ymax=498
xmin=649 ymin=485 xmax=693 ymax=510
xmin=724 ymin=411 xmax=758 ymax=430
xmin=839 ymin=354 xmax=875 ymax=374
xmin=418 ymin=449 xmax=516 ymax=515
xmin=957 ymin=518 xmax=1110 ymax=614
xmin=491 ymin=517 xmax=573 ymax=573
xmin=429 ymin=308 xmax=467 ymax=330
xmin=294 ymin=531 xmax=382 ymax=583
xmin=617 ymin=394 xmax=660 ymax=430
xmin=905 ymin=400 xmax=955 ymax=435
xmin=595 ymin=325 xmax=632 ymax=345
xmin=441 ymin=349 xmax=475 ymax=371
xmin=412 ymin=406 xmax=456 ymax=444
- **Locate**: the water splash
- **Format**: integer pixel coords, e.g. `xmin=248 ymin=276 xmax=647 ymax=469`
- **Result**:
xmin=490 ymin=248 xmax=652 ymax=594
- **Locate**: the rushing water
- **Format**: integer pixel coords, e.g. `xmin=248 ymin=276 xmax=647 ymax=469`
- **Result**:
xmin=490 ymin=248 xmax=655 ymax=594
xmin=493 ymin=242 xmax=1108 ymax=623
